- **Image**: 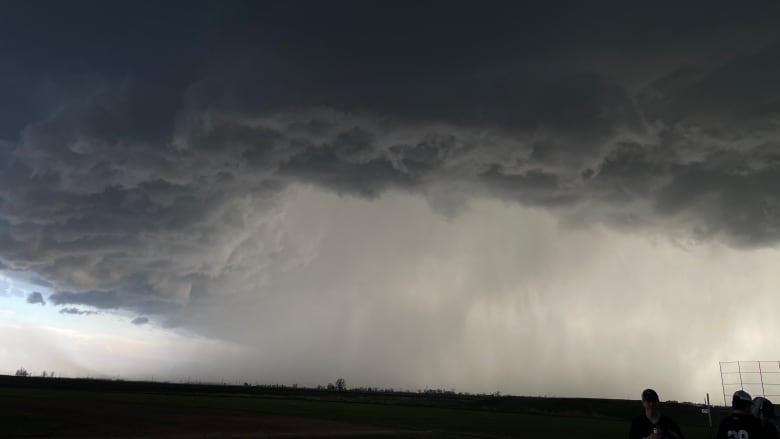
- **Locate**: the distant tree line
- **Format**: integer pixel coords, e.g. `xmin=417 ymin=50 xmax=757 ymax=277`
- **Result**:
xmin=244 ymin=377 xmax=493 ymax=397
xmin=5 ymin=371 xmax=507 ymax=400
xmin=13 ymin=368 xmax=55 ymax=378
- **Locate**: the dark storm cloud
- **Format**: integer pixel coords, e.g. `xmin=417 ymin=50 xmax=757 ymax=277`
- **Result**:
xmin=26 ymin=291 xmax=45 ymax=306
xmin=278 ymin=145 xmax=416 ymax=198
xmin=1 ymin=1 xmax=780 ymax=316
xmin=131 ymin=316 xmax=149 ymax=325
xmin=49 ymin=289 xmax=181 ymax=315
xmin=49 ymin=290 xmax=120 ymax=309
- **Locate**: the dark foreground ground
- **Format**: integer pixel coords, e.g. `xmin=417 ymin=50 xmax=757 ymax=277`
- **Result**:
xmin=0 ymin=375 xmax=723 ymax=438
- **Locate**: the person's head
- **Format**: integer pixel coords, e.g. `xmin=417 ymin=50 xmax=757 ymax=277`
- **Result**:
xmin=732 ymin=390 xmax=753 ymax=413
xmin=751 ymin=397 xmax=767 ymax=418
xmin=642 ymin=388 xmax=660 ymax=414
xmin=752 ymin=397 xmax=775 ymax=422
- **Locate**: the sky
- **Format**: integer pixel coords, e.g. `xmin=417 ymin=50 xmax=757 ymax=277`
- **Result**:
xmin=2 ymin=1 xmax=780 ymax=403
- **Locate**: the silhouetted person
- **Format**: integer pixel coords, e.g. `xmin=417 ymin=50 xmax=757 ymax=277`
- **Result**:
xmin=751 ymin=397 xmax=779 ymax=439
xmin=717 ymin=390 xmax=764 ymax=439
xmin=629 ymin=388 xmax=685 ymax=439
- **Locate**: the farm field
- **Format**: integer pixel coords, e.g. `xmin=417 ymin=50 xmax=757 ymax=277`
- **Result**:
xmin=0 ymin=376 xmax=720 ymax=438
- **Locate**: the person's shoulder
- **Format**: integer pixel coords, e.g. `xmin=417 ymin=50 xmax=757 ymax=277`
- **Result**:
xmin=662 ymin=414 xmax=682 ymax=426
xmin=764 ymin=422 xmax=780 ymax=439
xmin=717 ymin=413 xmax=742 ymax=428
xmin=731 ymin=412 xmax=763 ymax=431
xmin=630 ymin=413 xmax=649 ymax=428
xmin=658 ymin=415 xmax=683 ymax=435
xmin=728 ymin=412 xmax=748 ymax=420
xmin=748 ymin=415 xmax=764 ymax=428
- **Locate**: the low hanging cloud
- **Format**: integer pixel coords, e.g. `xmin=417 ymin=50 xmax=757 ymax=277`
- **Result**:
xmin=59 ymin=307 xmax=97 ymax=316
xmin=49 ymin=290 xmax=121 ymax=309
xmin=26 ymin=291 xmax=45 ymax=306
xmin=131 ymin=316 xmax=149 ymax=325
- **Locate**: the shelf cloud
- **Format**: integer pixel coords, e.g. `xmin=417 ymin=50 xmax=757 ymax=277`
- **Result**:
xmin=2 ymin=1 xmax=780 ymax=399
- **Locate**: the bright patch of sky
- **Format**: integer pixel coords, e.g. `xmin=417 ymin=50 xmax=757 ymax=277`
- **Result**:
xmin=0 ymin=273 xmax=247 ymax=383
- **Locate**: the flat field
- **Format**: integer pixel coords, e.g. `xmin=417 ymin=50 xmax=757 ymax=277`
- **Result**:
xmin=0 ymin=377 xmax=718 ymax=438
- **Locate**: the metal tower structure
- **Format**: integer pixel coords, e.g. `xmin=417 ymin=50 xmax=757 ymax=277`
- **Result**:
xmin=719 ymin=361 xmax=780 ymax=406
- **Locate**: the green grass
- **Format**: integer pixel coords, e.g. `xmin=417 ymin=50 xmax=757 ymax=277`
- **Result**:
xmin=0 ymin=387 xmax=716 ymax=438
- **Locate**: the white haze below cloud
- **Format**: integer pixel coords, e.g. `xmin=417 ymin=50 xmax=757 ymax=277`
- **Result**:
xmin=6 ymin=183 xmax=760 ymax=402
xmin=4 ymin=183 xmax=780 ymax=402
xmin=0 ymin=318 xmax=249 ymax=383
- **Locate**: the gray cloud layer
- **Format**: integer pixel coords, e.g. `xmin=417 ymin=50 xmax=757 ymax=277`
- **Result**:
xmin=1 ymin=3 xmax=780 ymax=369
xmin=59 ymin=307 xmax=97 ymax=316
